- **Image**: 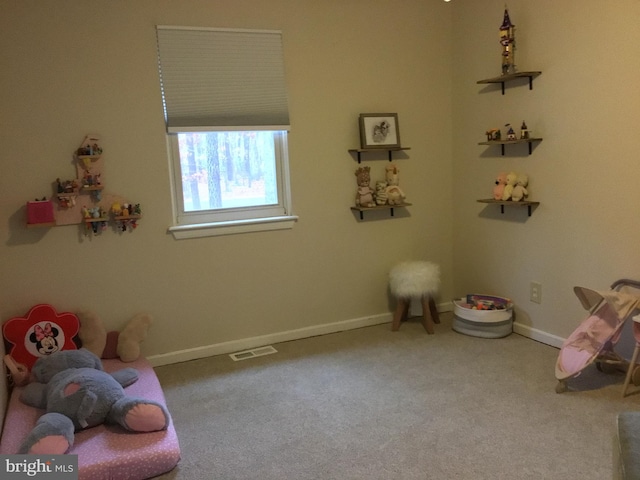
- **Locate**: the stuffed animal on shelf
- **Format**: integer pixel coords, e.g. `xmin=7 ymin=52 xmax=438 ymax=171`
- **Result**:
xmin=18 ymin=348 xmax=170 ymax=455
xmin=355 ymin=166 xmax=376 ymax=207
xmin=385 ymin=164 xmax=406 ymax=205
xmin=493 ymin=172 xmax=507 ymax=200
xmin=511 ymin=173 xmax=529 ymax=202
xmin=502 ymin=171 xmax=518 ymax=201
xmin=374 ymin=181 xmax=388 ymax=205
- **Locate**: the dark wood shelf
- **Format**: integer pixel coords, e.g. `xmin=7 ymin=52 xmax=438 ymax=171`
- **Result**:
xmin=348 ymin=147 xmax=411 ymax=163
xmin=351 ymin=203 xmax=412 ymax=220
xmin=478 ymin=137 xmax=543 ymax=155
xmin=477 ymin=71 xmax=542 ymax=94
xmin=477 ymin=199 xmax=539 ymax=216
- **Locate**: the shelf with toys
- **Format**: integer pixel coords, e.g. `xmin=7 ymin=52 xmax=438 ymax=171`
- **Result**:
xmin=477 ymin=171 xmax=538 ymax=216
xmin=480 ymin=122 xmax=542 ymax=156
xmin=350 ymin=114 xmax=412 ymax=219
xmin=478 ymin=137 xmax=543 ymax=156
xmin=477 ymin=8 xmax=541 ymax=95
xmin=25 ymin=135 xmax=142 ymax=235
xmin=353 ymin=163 xmax=410 ymax=220
xmin=474 ymin=9 xmax=542 ymax=217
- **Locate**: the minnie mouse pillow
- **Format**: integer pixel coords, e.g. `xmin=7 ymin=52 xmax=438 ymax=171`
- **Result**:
xmin=3 ymin=304 xmax=80 ymax=372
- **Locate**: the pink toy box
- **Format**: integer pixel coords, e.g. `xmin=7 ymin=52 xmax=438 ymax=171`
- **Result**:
xmin=26 ymin=199 xmax=55 ymax=225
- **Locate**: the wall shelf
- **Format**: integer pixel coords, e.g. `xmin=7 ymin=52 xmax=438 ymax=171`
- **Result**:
xmin=351 ymin=203 xmax=412 ymax=220
xmin=348 ymin=147 xmax=410 ymax=163
xmin=477 ymin=71 xmax=542 ymax=94
xmin=26 ymin=135 xmax=141 ymax=235
xmin=477 ymin=199 xmax=539 ymax=216
xmin=478 ymin=137 xmax=543 ymax=155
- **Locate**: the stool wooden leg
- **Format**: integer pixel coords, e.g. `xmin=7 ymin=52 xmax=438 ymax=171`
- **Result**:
xmin=428 ymin=296 xmax=440 ymax=324
xmin=420 ymin=296 xmax=435 ymax=334
xmin=392 ymin=299 xmax=408 ymax=331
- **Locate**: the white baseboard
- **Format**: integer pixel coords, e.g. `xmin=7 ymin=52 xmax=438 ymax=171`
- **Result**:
xmin=147 ymin=311 xmax=392 ymax=367
xmin=513 ymin=321 xmax=564 ymax=349
xmin=147 ymin=302 xmax=564 ymax=367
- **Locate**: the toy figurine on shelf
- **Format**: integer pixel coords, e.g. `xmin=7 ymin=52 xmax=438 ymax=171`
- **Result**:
xmin=499 ymin=7 xmax=516 ymax=75
xmin=112 ymin=201 xmax=141 ymax=232
xmin=354 ymin=166 xmax=375 ymax=208
xmin=385 ymin=164 xmax=406 ymax=206
xmin=89 ymin=207 xmax=100 ymax=234
xmin=111 ymin=202 xmax=122 ymax=216
xmin=58 ymin=195 xmax=76 ymax=208
xmin=76 ymin=135 xmax=103 ymax=157
xmin=374 ymin=181 xmax=388 ymax=206
xmin=57 ymin=178 xmax=78 ymax=194
xmin=485 ymin=128 xmax=501 ymax=141
xmin=505 ymin=124 xmax=517 ymax=140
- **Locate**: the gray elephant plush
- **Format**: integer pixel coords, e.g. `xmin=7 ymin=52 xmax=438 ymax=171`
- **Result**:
xmin=19 ymin=348 xmax=170 ymax=455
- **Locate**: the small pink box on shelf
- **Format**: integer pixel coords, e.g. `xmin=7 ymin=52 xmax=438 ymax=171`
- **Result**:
xmin=26 ymin=199 xmax=55 ymax=225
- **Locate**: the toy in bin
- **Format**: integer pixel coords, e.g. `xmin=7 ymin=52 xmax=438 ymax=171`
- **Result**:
xmin=464 ymin=294 xmax=511 ymax=310
xmin=453 ymin=294 xmax=513 ymax=338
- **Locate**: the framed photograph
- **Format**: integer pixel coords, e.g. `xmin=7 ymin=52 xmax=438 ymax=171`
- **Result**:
xmin=359 ymin=113 xmax=401 ymax=149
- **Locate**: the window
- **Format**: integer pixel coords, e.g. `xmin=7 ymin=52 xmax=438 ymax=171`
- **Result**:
xmin=156 ymin=26 xmax=296 ymax=238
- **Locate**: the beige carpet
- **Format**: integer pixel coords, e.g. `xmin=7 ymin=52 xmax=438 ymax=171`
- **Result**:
xmin=154 ymin=312 xmax=640 ymax=479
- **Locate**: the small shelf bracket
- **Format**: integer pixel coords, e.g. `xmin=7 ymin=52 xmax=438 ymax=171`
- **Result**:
xmin=349 ymin=147 xmax=411 ymax=164
xmin=476 ymin=199 xmax=539 ymax=217
xmin=351 ymin=203 xmax=412 ymax=220
xmin=355 ymin=150 xmax=395 ymax=163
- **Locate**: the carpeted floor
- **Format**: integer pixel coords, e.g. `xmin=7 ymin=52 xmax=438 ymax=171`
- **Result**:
xmin=154 ymin=312 xmax=640 ymax=479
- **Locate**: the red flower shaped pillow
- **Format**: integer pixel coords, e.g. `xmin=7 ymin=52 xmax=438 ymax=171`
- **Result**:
xmin=3 ymin=304 xmax=79 ymax=371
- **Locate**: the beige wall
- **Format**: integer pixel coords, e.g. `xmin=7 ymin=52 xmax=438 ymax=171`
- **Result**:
xmin=452 ymin=0 xmax=640 ymax=343
xmin=0 ymin=0 xmax=453 ymax=371
xmin=0 ymin=0 xmax=640 ymax=436
xmin=2 ymin=0 xmax=640 ymax=435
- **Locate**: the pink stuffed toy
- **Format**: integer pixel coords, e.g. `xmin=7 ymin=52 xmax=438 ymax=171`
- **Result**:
xmin=493 ymin=173 xmax=507 ymax=200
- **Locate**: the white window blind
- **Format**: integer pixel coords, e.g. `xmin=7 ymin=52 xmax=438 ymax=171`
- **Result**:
xmin=156 ymin=26 xmax=290 ymax=132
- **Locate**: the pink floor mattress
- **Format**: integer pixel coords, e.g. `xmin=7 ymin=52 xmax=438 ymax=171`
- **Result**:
xmin=0 ymin=356 xmax=181 ymax=480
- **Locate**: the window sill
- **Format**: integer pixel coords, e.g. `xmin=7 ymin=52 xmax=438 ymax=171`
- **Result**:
xmin=168 ymin=215 xmax=298 ymax=239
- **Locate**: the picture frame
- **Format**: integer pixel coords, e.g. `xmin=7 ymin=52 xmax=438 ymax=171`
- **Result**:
xmin=359 ymin=113 xmax=401 ymax=149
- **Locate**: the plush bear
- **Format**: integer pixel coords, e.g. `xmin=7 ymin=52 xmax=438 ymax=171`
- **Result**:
xmin=385 ymin=164 xmax=406 ymax=205
xmin=501 ymin=171 xmax=518 ymax=201
xmin=18 ymin=348 xmax=170 ymax=455
xmin=374 ymin=181 xmax=388 ymax=205
xmin=355 ymin=166 xmax=375 ymax=207
xmin=493 ymin=172 xmax=507 ymax=200
xmin=511 ymin=173 xmax=529 ymax=202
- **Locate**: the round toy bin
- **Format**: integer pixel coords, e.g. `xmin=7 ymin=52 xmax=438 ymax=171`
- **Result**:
xmin=452 ymin=295 xmax=513 ymax=338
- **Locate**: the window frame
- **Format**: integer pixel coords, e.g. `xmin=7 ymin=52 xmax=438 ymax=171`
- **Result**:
xmin=156 ymin=26 xmax=297 ymax=239
xmin=166 ymin=130 xmax=296 ymax=239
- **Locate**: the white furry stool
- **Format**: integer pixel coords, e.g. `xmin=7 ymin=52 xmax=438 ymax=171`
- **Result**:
xmin=389 ymin=261 xmax=441 ymax=334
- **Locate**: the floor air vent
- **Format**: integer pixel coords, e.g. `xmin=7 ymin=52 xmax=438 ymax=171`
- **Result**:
xmin=229 ymin=345 xmax=278 ymax=361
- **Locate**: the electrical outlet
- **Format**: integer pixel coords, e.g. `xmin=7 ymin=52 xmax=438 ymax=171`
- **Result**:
xmin=530 ymin=281 xmax=542 ymax=304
